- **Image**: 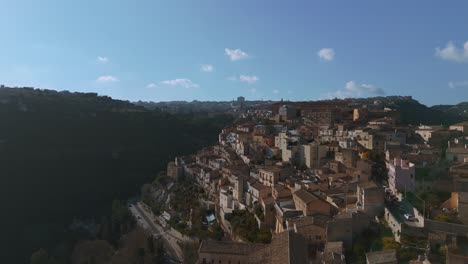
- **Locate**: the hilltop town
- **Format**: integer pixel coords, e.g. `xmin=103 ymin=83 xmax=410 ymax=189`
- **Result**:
xmin=132 ymin=96 xmax=468 ymax=264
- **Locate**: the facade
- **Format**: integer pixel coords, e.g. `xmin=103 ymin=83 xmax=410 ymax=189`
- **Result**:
xmin=293 ymin=189 xmax=332 ymax=216
xmin=446 ymin=145 xmax=468 ymax=163
xmin=197 ymin=231 xmax=307 ymax=264
xmin=386 ymin=157 xmax=415 ymax=193
xmin=326 ymin=211 xmax=370 ymax=250
xmin=278 ymin=105 xmax=297 ymax=121
xmin=259 ymin=166 xmax=293 ymax=187
xmin=287 ymin=216 xmax=326 ymax=248
xmin=449 ymin=121 xmax=468 ymax=135
xmin=335 ymin=148 xmax=358 ymax=168
xmin=301 ymin=142 xmax=329 ymax=169
xmin=357 ymin=182 xmax=384 ymax=217
xmin=415 ymin=125 xmax=444 ymax=142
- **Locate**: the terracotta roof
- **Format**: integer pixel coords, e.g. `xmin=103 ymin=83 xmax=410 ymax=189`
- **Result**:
xmin=294 ymin=189 xmax=319 ymax=204
xmin=199 ymin=240 xmax=268 ymax=256
xmin=358 ymin=181 xmax=379 ymax=189
xmin=448 ymin=147 xmax=468 ymax=154
xmin=366 ymin=249 xmax=397 ymax=264
xmin=450 ymin=121 xmax=468 ymax=126
xmin=271 ymin=231 xmax=308 ymax=264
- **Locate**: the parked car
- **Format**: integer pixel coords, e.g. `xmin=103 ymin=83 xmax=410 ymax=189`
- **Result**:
xmin=404 ymin=213 xmax=414 ymax=221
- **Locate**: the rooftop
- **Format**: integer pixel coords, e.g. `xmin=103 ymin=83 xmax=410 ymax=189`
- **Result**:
xmin=293 ymin=189 xmax=319 ymax=204
xmin=199 ymin=240 xmax=268 ymax=256
xmin=450 ymin=121 xmax=468 ymax=126
xmin=365 ymin=249 xmax=397 ymax=264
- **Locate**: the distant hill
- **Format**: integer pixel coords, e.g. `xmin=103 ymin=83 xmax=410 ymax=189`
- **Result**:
xmin=0 ymin=87 xmax=233 ymax=263
xmin=351 ymin=96 xmax=467 ymax=126
xmin=431 ymin=102 xmax=468 ymax=119
xmin=134 ymin=99 xmax=275 ymax=115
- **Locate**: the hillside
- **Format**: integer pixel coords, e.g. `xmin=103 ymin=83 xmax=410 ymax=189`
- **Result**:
xmin=352 ymin=96 xmax=467 ymax=125
xmin=431 ymin=102 xmax=468 ymax=119
xmin=0 ymin=87 xmax=233 ymax=263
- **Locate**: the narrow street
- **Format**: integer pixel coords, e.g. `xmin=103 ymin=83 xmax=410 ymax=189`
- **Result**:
xmin=130 ymin=203 xmax=184 ymax=263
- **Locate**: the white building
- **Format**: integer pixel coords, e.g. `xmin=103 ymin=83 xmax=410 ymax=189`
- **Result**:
xmin=386 ymin=157 xmax=415 ymax=193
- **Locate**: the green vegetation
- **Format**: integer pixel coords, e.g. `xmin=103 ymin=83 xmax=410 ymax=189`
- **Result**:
xmin=161 ymin=175 xmax=223 ymax=240
xmin=225 ymin=210 xmax=272 ymax=243
xmin=431 ymin=102 xmax=468 ymax=119
xmin=30 ymin=249 xmax=60 ymax=264
xmin=180 ymin=242 xmax=199 ymax=264
xmin=405 ymin=191 xmax=450 ymax=217
xmin=395 ymin=99 xmax=465 ymax=125
xmin=0 ymin=87 xmax=233 ymax=263
xmin=349 ymin=225 xmax=396 ymax=263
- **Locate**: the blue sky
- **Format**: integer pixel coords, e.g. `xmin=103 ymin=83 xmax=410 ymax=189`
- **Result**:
xmin=0 ymin=0 xmax=467 ymax=105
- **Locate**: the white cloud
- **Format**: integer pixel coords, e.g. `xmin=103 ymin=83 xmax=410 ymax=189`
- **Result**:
xmin=97 ymin=56 xmax=109 ymax=63
xmin=225 ymin=48 xmax=249 ymax=61
xmin=160 ymin=78 xmax=199 ymax=88
xmin=273 ymin=89 xmax=279 ymax=94
xmin=239 ymin=75 xmax=259 ymax=84
xmin=97 ymin=75 xmax=118 ymax=82
xmin=200 ymin=64 xmax=214 ymax=72
xmin=345 ymin=81 xmax=385 ymax=95
xmin=317 ymin=48 xmax=335 ymax=61
xmin=435 ymin=41 xmax=468 ymax=63
xmin=146 ymin=83 xmax=157 ymax=88
xmin=330 ymin=81 xmax=385 ymax=98
xmin=448 ymin=81 xmax=468 ymax=88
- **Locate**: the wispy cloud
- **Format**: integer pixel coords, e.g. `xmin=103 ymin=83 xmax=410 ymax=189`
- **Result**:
xmin=273 ymin=89 xmax=279 ymax=94
xmin=225 ymin=48 xmax=249 ymax=61
xmin=146 ymin=83 xmax=157 ymax=88
xmin=200 ymin=64 xmax=214 ymax=72
xmin=448 ymin=81 xmax=468 ymax=88
xmin=249 ymin=88 xmax=257 ymax=94
xmin=239 ymin=75 xmax=259 ymax=84
xmin=329 ymin=81 xmax=385 ymax=98
xmin=435 ymin=41 xmax=468 ymax=63
xmin=97 ymin=75 xmax=118 ymax=82
xmin=317 ymin=48 xmax=335 ymax=61
xmin=97 ymin=56 xmax=109 ymax=63
xmin=160 ymin=78 xmax=199 ymax=88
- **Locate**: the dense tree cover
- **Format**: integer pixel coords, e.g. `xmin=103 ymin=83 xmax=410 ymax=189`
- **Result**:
xmin=0 ymin=87 xmax=233 ymax=263
xmin=226 ymin=210 xmax=272 ymax=243
xmin=157 ymin=175 xmax=223 ymax=240
xmin=431 ymin=102 xmax=468 ymax=118
xmin=351 ymin=96 xmax=467 ymax=126
xmin=396 ymin=99 xmax=465 ymax=126
xmin=68 ymin=228 xmax=164 ymax=264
